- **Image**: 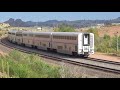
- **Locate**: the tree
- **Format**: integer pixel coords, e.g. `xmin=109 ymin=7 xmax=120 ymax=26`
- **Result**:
xmin=103 ymin=34 xmax=110 ymax=40
xmin=54 ymin=24 xmax=75 ymax=32
xmin=87 ymin=28 xmax=99 ymax=37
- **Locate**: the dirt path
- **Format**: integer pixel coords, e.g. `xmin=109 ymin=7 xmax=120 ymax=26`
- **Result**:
xmin=0 ymin=37 xmax=12 ymax=55
xmin=0 ymin=50 xmax=7 ymax=56
xmin=90 ymin=52 xmax=120 ymax=62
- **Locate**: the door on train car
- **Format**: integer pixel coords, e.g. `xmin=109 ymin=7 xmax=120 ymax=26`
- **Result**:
xmin=83 ymin=34 xmax=90 ymax=46
xmin=83 ymin=33 xmax=90 ymax=56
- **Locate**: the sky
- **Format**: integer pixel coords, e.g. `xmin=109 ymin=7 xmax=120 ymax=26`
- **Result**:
xmin=0 ymin=12 xmax=120 ymax=22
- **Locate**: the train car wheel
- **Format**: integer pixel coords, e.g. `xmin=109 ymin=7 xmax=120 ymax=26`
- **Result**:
xmin=47 ymin=48 xmax=50 ymax=51
xmin=72 ymin=52 xmax=77 ymax=57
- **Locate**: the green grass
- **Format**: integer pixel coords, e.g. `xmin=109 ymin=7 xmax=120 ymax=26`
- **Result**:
xmin=0 ymin=50 xmax=61 ymax=78
xmin=54 ymin=24 xmax=75 ymax=32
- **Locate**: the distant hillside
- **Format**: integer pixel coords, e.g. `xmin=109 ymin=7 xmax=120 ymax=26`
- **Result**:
xmin=4 ymin=17 xmax=120 ymax=28
xmin=97 ymin=26 xmax=120 ymax=37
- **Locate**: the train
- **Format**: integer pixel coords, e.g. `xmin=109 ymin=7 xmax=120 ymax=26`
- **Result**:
xmin=8 ymin=30 xmax=94 ymax=57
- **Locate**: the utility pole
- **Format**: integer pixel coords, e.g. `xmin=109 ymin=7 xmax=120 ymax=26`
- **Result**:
xmin=117 ymin=32 xmax=118 ymax=53
xmin=18 ymin=24 xmax=19 ymax=31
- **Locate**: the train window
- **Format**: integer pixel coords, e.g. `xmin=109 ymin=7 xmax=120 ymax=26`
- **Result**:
xmin=72 ymin=37 xmax=74 ymax=40
xmin=68 ymin=36 xmax=70 ymax=40
xmin=67 ymin=36 xmax=69 ymax=40
xmin=71 ymin=37 xmax=73 ymax=40
xmin=23 ymin=34 xmax=27 ymax=36
xmin=74 ymin=37 xmax=77 ymax=40
xmin=8 ymin=32 xmax=11 ymax=34
xmin=36 ymin=35 xmax=47 ymax=38
xmin=58 ymin=46 xmax=63 ymax=50
xmin=49 ymin=42 xmax=50 ymax=47
xmin=64 ymin=36 xmax=66 ymax=40
xmin=60 ymin=36 xmax=61 ymax=39
xmin=64 ymin=45 xmax=67 ymax=49
xmin=63 ymin=36 xmax=65 ymax=39
xmin=83 ymin=34 xmax=90 ymax=46
xmin=75 ymin=46 xmax=77 ymax=51
xmin=16 ymin=34 xmax=22 ymax=36
xmin=68 ymin=36 xmax=69 ymax=40
xmin=72 ymin=37 xmax=76 ymax=40
xmin=72 ymin=37 xmax=73 ymax=40
xmin=36 ymin=35 xmax=38 ymax=37
xmin=29 ymin=34 xmax=33 ymax=37
xmin=65 ymin=36 xmax=66 ymax=39
xmin=12 ymin=33 xmax=15 ymax=35
xmin=74 ymin=37 xmax=76 ymax=40
xmin=66 ymin=36 xmax=68 ymax=40
xmin=69 ymin=47 xmax=71 ymax=51
xmin=43 ymin=44 xmax=46 ymax=47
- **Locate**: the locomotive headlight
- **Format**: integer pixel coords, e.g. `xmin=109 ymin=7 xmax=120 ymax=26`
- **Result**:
xmin=90 ymin=49 xmax=93 ymax=53
xmin=84 ymin=48 xmax=88 ymax=50
xmin=90 ymin=49 xmax=92 ymax=52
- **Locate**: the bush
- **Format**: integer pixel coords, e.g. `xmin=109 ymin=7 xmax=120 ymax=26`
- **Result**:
xmin=0 ymin=50 xmax=61 ymax=78
xmin=87 ymin=28 xmax=120 ymax=55
xmin=54 ymin=24 xmax=75 ymax=32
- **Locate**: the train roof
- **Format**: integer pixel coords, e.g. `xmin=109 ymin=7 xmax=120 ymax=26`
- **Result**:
xmin=22 ymin=31 xmax=52 ymax=35
xmin=52 ymin=32 xmax=83 ymax=36
xmin=8 ymin=31 xmax=93 ymax=35
xmin=22 ymin=31 xmax=82 ymax=36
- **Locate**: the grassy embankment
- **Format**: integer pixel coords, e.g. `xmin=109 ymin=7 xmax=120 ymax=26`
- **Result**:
xmin=0 ymin=50 xmax=85 ymax=78
xmin=0 ymin=50 xmax=61 ymax=78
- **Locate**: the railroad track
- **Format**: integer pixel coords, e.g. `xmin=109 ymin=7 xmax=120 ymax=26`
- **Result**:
xmin=87 ymin=57 xmax=120 ymax=66
xmin=1 ymin=37 xmax=120 ymax=74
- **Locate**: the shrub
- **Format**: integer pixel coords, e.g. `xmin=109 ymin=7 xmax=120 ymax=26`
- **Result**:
xmin=54 ymin=24 xmax=75 ymax=32
xmin=0 ymin=50 xmax=61 ymax=78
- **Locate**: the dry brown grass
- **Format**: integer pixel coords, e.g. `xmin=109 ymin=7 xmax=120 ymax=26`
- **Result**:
xmin=97 ymin=26 xmax=120 ymax=37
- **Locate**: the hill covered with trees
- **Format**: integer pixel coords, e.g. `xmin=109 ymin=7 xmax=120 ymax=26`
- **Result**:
xmin=4 ymin=17 xmax=120 ymax=28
